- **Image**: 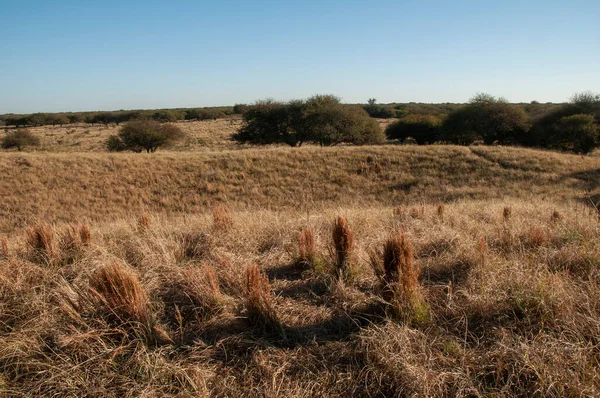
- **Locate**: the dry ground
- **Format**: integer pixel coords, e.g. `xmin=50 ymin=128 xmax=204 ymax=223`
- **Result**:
xmin=1 ymin=132 xmax=600 ymax=396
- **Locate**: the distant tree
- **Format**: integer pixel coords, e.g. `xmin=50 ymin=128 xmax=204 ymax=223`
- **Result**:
xmin=233 ymin=104 xmax=249 ymax=114
xmin=556 ymin=114 xmax=598 ymax=154
xmin=67 ymin=113 xmax=84 ymax=124
xmin=385 ymin=115 xmax=442 ymax=144
xmin=442 ymin=93 xmax=530 ymax=145
xmin=2 ymin=129 xmax=40 ymax=151
xmin=529 ymin=91 xmax=600 ymax=148
xmin=233 ymin=95 xmax=384 ymax=147
xmin=233 ymin=99 xmax=298 ymax=146
xmin=152 ymin=110 xmax=184 ymax=122
xmin=49 ymin=114 xmax=70 ymax=126
xmin=106 ymin=120 xmax=184 ymax=153
xmin=363 ymin=98 xmax=394 ymax=118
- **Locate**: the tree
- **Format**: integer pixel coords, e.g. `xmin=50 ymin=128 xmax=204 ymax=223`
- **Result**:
xmin=442 ymin=93 xmax=530 ymax=145
xmin=232 ymin=95 xmax=384 ymax=147
xmin=2 ymin=129 xmax=40 ymax=151
xmin=106 ymin=119 xmax=184 ymax=153
xmin=385 ymin=115 xmax=442 ymax=144
xmin=557 ymin=114 xmax=598 ymax=154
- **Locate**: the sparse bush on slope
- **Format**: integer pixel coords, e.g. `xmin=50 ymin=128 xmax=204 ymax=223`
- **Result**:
xmin=1 ymin=129 xmax=40 ymax=151
xmin=106 ymin=119 xmax=185 ymax=153
xmin=442 ymin=93 xmax=530 ymax=145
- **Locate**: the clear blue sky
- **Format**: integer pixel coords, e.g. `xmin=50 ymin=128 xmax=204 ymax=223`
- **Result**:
xmin=1 ymin=0 xmax=598 ymax=113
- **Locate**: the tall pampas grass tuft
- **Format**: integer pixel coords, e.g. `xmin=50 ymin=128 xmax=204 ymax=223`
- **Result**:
xmin=332 ymin=216 xmax=354 ymax=278
xmin=376 ymin=231 xmax=428 ymax=324
xmin=213 ymin=204 xmax=234 ymax=231
xmin=297 ymin=228 xmax=316 ymax=266
xmin=26 ymin=224 xmax=56 ymax=263
xmin=89 ymin=262 xmax=169 ymax=345
xmin=244 ymin=264 xmax=285 ymax=338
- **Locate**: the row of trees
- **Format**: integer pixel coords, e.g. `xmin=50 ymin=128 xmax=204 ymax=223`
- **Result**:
xmin=385 ymin=92 xmax=600 ymax=154
xmin=0 ymin=106 xmax=235 ymax=128
xmin=232 ymin=95 xmax=384 ymax=147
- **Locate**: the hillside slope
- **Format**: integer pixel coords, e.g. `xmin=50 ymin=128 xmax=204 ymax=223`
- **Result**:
xmin=1 ymin=145 xmax=599 ymax=232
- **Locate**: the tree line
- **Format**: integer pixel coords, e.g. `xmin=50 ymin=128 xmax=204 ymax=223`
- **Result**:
xmin=2 ymin=91 xmax=598 ymax=154
xmin=0 ymin=106 xmax=236 ymax=128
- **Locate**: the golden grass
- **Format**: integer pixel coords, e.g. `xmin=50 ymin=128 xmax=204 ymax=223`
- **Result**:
xmin=1 ymin=142 xmax=600 ymax=396
xmin=0 ymin=201 xmax=599 ymax=395
xmin=2 ymin=144 xmax=600 ymax=233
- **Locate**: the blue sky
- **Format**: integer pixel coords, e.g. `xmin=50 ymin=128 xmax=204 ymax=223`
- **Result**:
xmin=1 ymin=0 xmax=598 ymax=113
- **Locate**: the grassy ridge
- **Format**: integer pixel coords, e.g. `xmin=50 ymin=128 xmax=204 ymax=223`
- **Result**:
xmin=1 ymin=144 xmax=599 ymax=232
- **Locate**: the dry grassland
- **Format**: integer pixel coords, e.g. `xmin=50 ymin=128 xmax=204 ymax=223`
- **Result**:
xmin=1 ymin=133 xmax=600 ymax=396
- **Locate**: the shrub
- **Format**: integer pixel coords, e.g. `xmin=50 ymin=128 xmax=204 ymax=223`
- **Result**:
xmin=442 ymin=93 xmax=530 ymax=145
xmin=233 ymin=104 xmax=249 ymax=114
xmin=2 ymin=129 xmax=40 ymax=151
xmin=233 ymin=95 xmax=384 ymax=147
xmin=106 ymin=119 xmax=184 ymax=153
xmin=364 ymin=99 xmax=395 ymax=118
xmin=385 ymin=115 xmax=442 ymax=144
xmin=556 ymin=114 xmax=598 ymax=154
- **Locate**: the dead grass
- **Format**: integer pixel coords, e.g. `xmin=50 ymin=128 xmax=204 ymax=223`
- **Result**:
xmin=1 ymin=143 xmax=600 ymax=396
xmin=1 ymin=202 xmax=599 ymax=396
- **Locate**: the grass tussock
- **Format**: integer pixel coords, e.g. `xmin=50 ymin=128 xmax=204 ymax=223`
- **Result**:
xmin=297 ymin=227 xmax=316 ymax=266
xmin=332 ymin=216 xmax=354 ymax=280
xmin=244 ymin=263 xmax=285 ymax=338
xmin=26 ymin=224 xmax=56 ymax=263
xmin=88 ymin=262 xmax=168 ymax=345
xmin=213 ymin=204 xmax=234 ymax=231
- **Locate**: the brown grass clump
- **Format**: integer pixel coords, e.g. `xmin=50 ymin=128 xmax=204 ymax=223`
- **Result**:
xmin=409 ymin=206 xmax=425 ymax=219
xmin=376 ymin=232 xmax=427 ymax=323
xmin=477 ymin=236 xmax=488 ymax=266
xmin=437 ymin=203 xmax=445 ymax=222
xmin=332 ymin=216 xmax=354 ymax=278
xmin=89 ymin=262 xmax=167 ymax=344
xmin=213 ymin=204 xmax=234 ymax=231
xmin=79 ymin=224 xmax=92 ymax=245
xmin=0 ymin=236 xmax=8 ymax=259
xmin=26 ymin=224 xmax=56 ymax=263
xmin=297 ymin=228 xmax=316 ymax=266
xmin=160 ymin=264 xmax=226 ymax=341
xmin=521 ymin=226 xmax=548 ymax=248
xmin=503 ymin=206 xmax=512 ymax=222
xmin=177 ymin=231 xmax=211 ymax=261
xmin=244 ymin=264 xmax=285 ymax=338
xmin=137 ymin=214 xmax=152 ymax=232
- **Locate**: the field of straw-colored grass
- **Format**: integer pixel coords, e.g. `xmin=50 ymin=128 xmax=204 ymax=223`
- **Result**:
xmin=1 ymin=130 xmax=600 ymax=396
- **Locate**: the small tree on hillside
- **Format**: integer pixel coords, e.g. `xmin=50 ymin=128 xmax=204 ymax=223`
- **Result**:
xmin=385 ymin=115 xmax=442 ymax=144
xmin=2 ymin=129 xmax=40 ymax=151
xmin=557 ymin=114 xmax=598 ymax=154
xmin=106 ymin=119 xmax=184 ymax=153
xmin=442 ymin=93 xmax=530 ymax=145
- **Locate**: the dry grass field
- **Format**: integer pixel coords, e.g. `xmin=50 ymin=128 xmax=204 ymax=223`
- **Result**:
xmin=1 ymin=127 xmax=600 ymax=396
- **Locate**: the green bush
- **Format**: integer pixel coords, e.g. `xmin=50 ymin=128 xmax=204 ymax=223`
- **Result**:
xmin=233 ymin=95 xmax=384 ymax=147
xmin=556 ymin=114 xmax=598 ymax=154
xmin=2 ymin=129 xmax=40 ymax=151
xmin=385 ymin=115 xmax=442 ymax=144
xmin=442 ymin=93 xmax=530 ymax=145
xmin=106 ymin=120 xmax=184 ymax=153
